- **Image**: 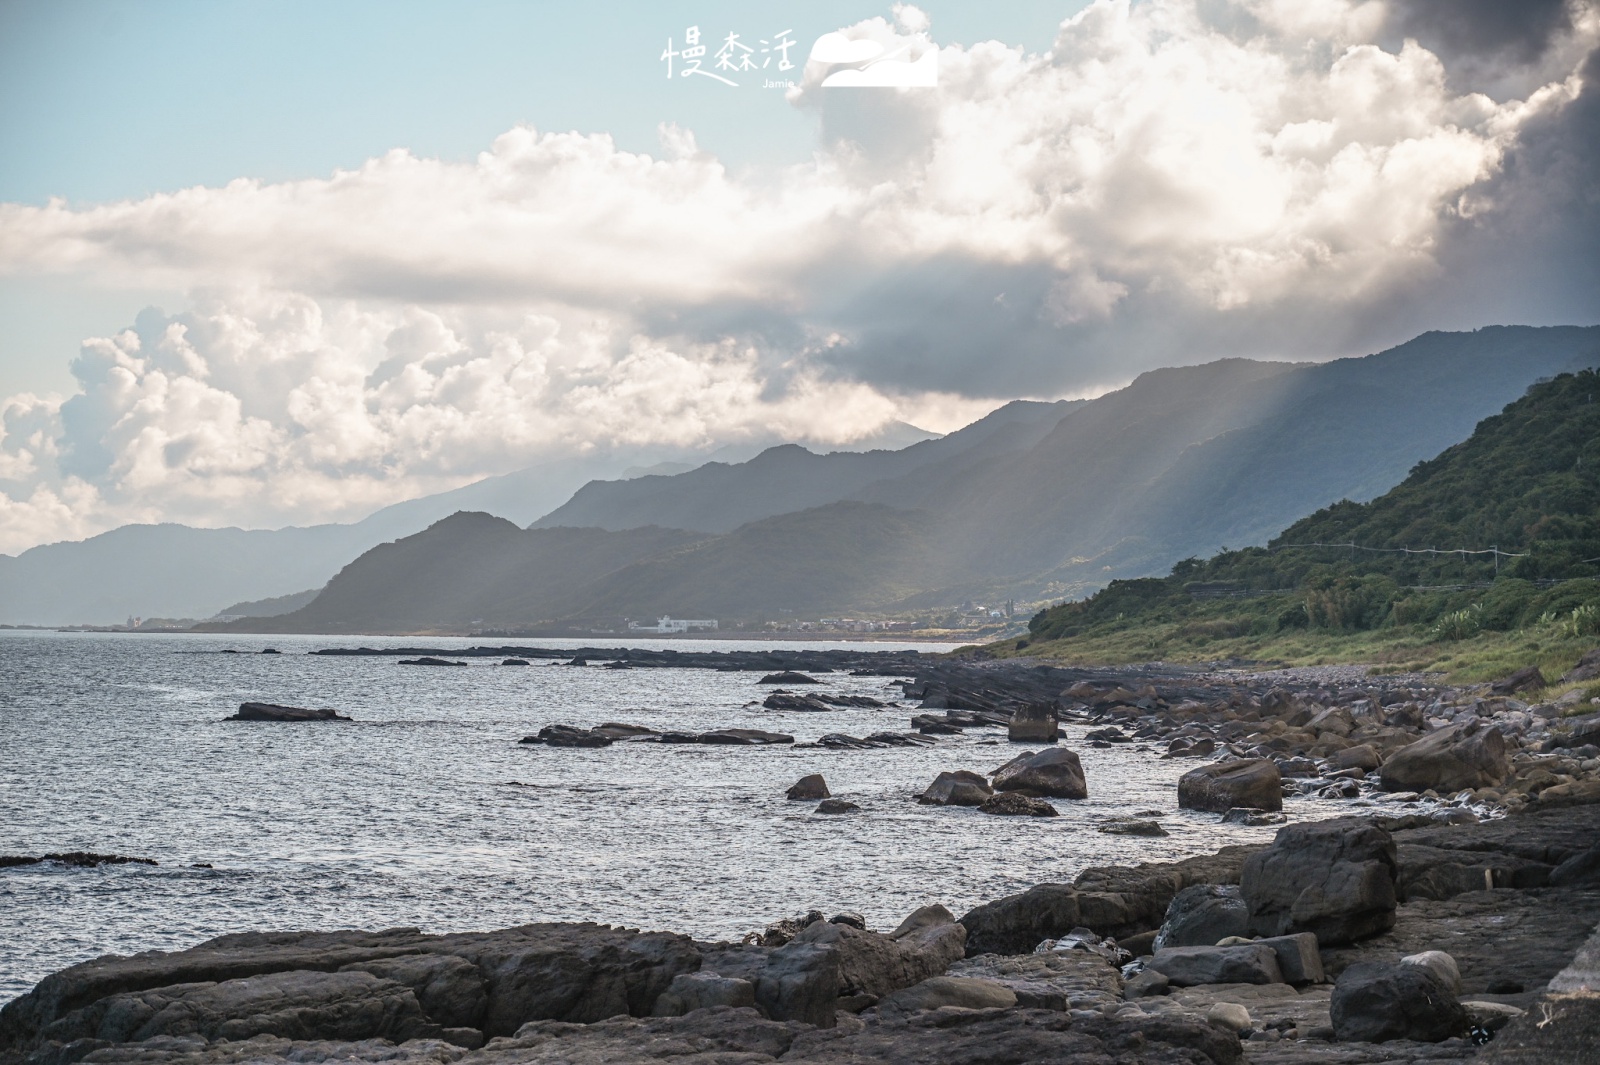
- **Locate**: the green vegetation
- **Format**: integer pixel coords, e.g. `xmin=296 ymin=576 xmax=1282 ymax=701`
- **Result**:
xmin=1008 ymin=370 xmax=1600 ymax=681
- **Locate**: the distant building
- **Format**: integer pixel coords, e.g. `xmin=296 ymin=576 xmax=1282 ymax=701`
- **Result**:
xmin=628 ymin=615 xmax=718 ymax=633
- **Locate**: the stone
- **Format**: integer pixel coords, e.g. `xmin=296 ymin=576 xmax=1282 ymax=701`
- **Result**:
xmin=1330 ymin=960 xmax=1469 ymax=1043
xmin=649 ymin=972 xmax=756 ymax=1016
xmin=500 ymin=658 xmax=529 ymax=666
xmin=911 ymin=714 xmax=963 ymax=734
xmin=1098 ymin=819 xmax=1168 ymax=836
xmin=340 ymin=953 xmax=486 ymax=1029
xmin=1149 ymin=943 xmax=1285 ymax=986
xmin=1550 ymin=842 xmax=1600 ymax=886
xmin=918 ymin=770 xmax=992 ymax=806
xmin=226 ymin=702 xmax=351 ymax=722
xmin=978 ymin=793 xmax=1058 ymax=816
xmin=1007 ymin=703 xmax=1060 ymax=743
xmin=1401 ymin=950 xmax=1461 ymax=994
xmin=991 ymin=747 xmax=1088 ymax=799
xmin=876 ymin=976 xmax=1018 ymax=1013
xmin=1153 ymin=885 xmax=1249 ymax=950
xmin=693 ymin=728 xmax=794 ymax=745
xmin=786 ymin=774 xmax=830 ymax=801
xmin=1207 ymin=1002 xmax=1251 ymax=1032
xmin=1328 ymin=744 xmax=1382 ymax=772
xmin=1379 ymin=722 xmax=1509 ymax=793
xmin=1220 ymin=808 xmax=1285 ymax=826
xmin=1124 ymin=970 xmax=1170 ymax=999
xmin=535 ymin=724 xmax=612 ymax=748
xmin=398 ymin=657 xmax=466 ymax=667
xmin=1561 ymin=647 xmax=1600 ymax=684
xmin=591 ymin=723 xmax=659 ymax=740
xmin=950 ymin=950 xmax=1124 ymax=1011
xmin=759 ymin=671 xmax=819 ymax=684
xmin=1256 ymin=933 xmax=1324 ymax=985
xmin=817 ymin=798 xmax=861 ymax=815
xmin=1178 ymin=759 xmax=1282 ymax=813
xmin=1240 ymin=817 xmax=1398 ymax=946
xmin=1491 ymin=665 xmax=1547 ymax=695
xmin=1461 ymin=1000 xmax=1525 ymax=1031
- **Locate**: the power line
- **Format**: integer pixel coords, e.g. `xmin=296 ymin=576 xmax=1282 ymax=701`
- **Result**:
xmin=1267 ymin=541 xmax=1530 ymax=559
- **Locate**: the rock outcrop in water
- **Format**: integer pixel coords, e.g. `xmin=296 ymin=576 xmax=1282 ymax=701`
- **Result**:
xmin=225 ymin=703 xmax=351 ymax=722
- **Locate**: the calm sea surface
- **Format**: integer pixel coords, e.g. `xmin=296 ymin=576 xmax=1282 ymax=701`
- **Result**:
xmin=0 ymin=631 xmax=1352 ymax=1001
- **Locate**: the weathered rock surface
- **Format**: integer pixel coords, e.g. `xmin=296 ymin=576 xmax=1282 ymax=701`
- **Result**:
xmin=759 ymin=671 xmax=819 ymax=685
xmin=1153 ymin=885 xmax=1249 ymax=950
xmin=659 ymin=729 xmax=794 ymax=746
xmin=815 ymin=799 xmax=860 ymax=815
xmin=916 ymin=771 xmax=991 ymax=806
xmin=0 ymin=853 xmax=157 ymax=869
xmin=1379 ymin=721 xmax=1509 ymax=793
xmin=786 ymin=774 xmax=830 ymax=801
xmin=947 ymin=949 xmax=1123 ymax=1011
xmin=1150 ymin=943 xmax=1285 ymax=986
xmin=1241 ymin=818 xmax=1398 ymax=945
xmin=977 ymin=793 xmax=1058 ymax=817
xmin=990 ymin=747 xmax=1087 ymax=800
xmin=1178 ymin=758 xmax=1283 ymax=813
xmin=1330 ymin=961 xmax=1469 ymax=1043
xmin=523 ymin=725 xmax=612 ymax=748
xmin=1006 ymin=703 xmax=1059 ymax=743
xmin=875 ymin=975 xmax=1017 ymax=1013
xmin=648 ymin=972 xmax=756 ymax=1016
xmin=226 ymin=703 xmax=350 ymax=722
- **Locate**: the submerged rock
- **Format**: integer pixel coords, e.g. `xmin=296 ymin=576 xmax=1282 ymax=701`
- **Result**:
xmin=397 ymin=657 xmax=466 ymax=667
xmin=786 ymin=774 xmax=830 ymax=801
xmin=816 ymin=799 xmax=860 ymax=814
xmin=979 ymin=792 xmax=1059 ymax=817
xmin=0 ymin=852 xmax=158 ymax=869
xmin=759 ymin=671 xmax=820 ymax=684
xmin=227 ymin=702 xmax=351 ymax=722
xmin=918 ymin=770 xmax=992 ymax=806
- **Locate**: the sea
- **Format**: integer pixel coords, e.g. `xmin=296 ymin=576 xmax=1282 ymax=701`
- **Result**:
xmin=0 ymin=630 xmax=1355 ymax=1001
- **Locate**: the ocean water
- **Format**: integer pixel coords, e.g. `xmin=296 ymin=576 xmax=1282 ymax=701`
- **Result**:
xmin=0 ymin=631 xmax=1351 ymax=1001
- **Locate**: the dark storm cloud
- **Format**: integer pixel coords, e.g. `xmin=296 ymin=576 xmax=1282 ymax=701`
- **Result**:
xmin=1388 ymin=0 xmax=1573 ymax=63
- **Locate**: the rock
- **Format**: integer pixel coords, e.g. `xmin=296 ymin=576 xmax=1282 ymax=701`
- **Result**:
xmin=1330 ymin=960 xmax=1469 ymax=1042
xmin=759 ymin=671 xmax=819 ymax=684
xmin=978 ymin=793 xmax=1059 ymax=817
xmin=1461 ymin=999 xmax=1525 ymax=1031
xmin=1379 ymin=721 xmax=1509 ymax=793
xmin=764 ymin=692 xmax=836 ymax=712
xmin=1401 ymin=950 xmax=1461 ymax=994
xmin=500 ymin=659 xmax=529 ymax=666
xmin=397 ymin=657 xmax=465 ymax=667
xmin=0 ymin=852 xmax=157 ymax=869
xmin=693 ymin=729 xmax=794 ymax=745
xmin=816 ymin=799 xmax=860 ymax=815
xmin=1240 ymin=817 xmax=1398 ymax=946
xmin=1153 ymin=885 xmax=1249 ymax=950
xmin=340 ymin=953 xmax=486 ymax=1029
xmin=876 ymin=976 xmax=1018 ymax=1013
xmin=829 ymin=912 xmax=867 ymax=930
xmin=1207 ymin=1002 xmax=1251 ymax=1033
xmin=227 ymin=702 xmax=351 ymax=722
xmin=1178 ymin=758 xmax=1282 ymax=813
xmin=1124 ymin=970 xmax=1170 ymax=999
xmin=786 ymin=774 xmax=830 ymax=801
xmin=1328 ymin=744 xmax=1382 ymax=772
xmin=1149 ymin=943 xmax=1285 ymax=986
xmin=1007 ymin=703 xmax=1059 ymax=743
xmin=535 ymin=724 xmax=613 ymax=748
xmin=591 ymin=722 xmax=659 ymax=741
xmin=649 ymin=972 xmax=756 ymax=1016
xmin=1220 ymin=808 xmax=1286 ymax=826
xmin=1550 ymin=842 xmax=1600 ymax=885
xmin=1492 ymin=665 xmax=1547 ymax=695
xmin=1099 ymin=819 xmax=1168 ymax=836
xmin=1561 ymin=647 xmax=1600 ymax=683
xmin=950 ymin=949 xmax=1124 ymax=1011
xmin=911 ymin=714 xmax=963 ymax=734
xmin=1257 ymin=933 xmax=1324 ymax=985
xmin=918 ymin=770 xmax=992 ymax=806
xmin=991 ymin=747 xmax=1088 ymax=799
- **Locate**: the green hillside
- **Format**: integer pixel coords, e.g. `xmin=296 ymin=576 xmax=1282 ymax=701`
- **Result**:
xmin=1014 ymin=370 xmax=1600 ymax=680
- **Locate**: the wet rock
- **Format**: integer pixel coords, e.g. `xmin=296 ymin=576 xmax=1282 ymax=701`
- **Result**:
xmin=911 ymin=714 xmax=963 ymax=734
xmin=529 ymin=724 xmax=613 ymax=748
xmin=1401 ymin=950 xmax=1461 ymax=994
xmin=1220 ymin=808 xmax=1286 ymax=826
xmin=918 ymin=770 xmax=992 ymax=806
xmin=227 ymin=702 xmax=351 ymax=722
xmin=500 ymin=658 xmax=529 ymax=666
xmin=661 ymin=728 xmax=794 ymax=745
xmin=1007 ymin=702 xmax=1059 ymax=743
xmin=1149 ymin=943 xmax=1285 ymax=986
xmin=978 ymin=793 xmax=1059 ymax=817
xmin=759 ymin=671 xmax=820 ymax=684
xmin=1241 ymin=817 xmax=1398 ymax=945
xmin=1153 ymin=885 xmax=1249 ymax=950
xmin=1330 ymin=960 xmax=1468 ymax=1042
xmin=397 ymin=657 xmax=466 ymax=667
xmin=1178 ymin=758 xmax=1282 ymax=813
xmin=0 ymin=852 xmax=157 ymax=869
xmin=1098 ymin=819 xmax=1168 ymax=837
xmin=340 ymin=953 xmax=486 ymax=1029
xmin=591 ymin=722 xmax=659 ymax=741
xmin=786 ymin=774 xmax=830 ymax=801
xmin=876 ymin=975 xmax=1017 ymax=1013
xmin=816 ymin=799 xmax=860 ymax=815
xmin=1380 ymin=721 xmax=1509 ymax=793
xmin=649 ymin=972 xmax=756 ymax=1016
xmin=763 ymin=692 xmax=835 ymax=712
xmin=991 ymin=747 xmax=1088 ymax=799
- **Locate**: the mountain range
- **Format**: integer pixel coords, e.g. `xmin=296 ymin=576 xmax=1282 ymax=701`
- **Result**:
xmin=213 ymin=325 xmax=1600 ymax=633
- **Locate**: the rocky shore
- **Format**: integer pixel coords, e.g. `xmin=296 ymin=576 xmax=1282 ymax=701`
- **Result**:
xmin=9 ymin=651 xmax=1600 ymax=1064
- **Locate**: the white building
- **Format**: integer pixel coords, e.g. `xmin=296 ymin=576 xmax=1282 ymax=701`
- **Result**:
xmin=628 ymin=615 xmax=718 ymax=634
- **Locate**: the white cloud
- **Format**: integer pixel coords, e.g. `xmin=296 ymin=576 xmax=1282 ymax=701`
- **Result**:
xmin=0 ymin=0 xmax=1594 ymax=552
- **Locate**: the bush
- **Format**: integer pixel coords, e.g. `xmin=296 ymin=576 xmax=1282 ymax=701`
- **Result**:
xmin=1431 ymin=605 xmax=1483 ymax=641
xmin=1562 ymin=604 xmax=1600 ymax=639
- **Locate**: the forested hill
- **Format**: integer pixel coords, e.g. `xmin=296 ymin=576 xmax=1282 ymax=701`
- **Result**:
xmin=1026 ymin=369 xmax=1600 ymax=647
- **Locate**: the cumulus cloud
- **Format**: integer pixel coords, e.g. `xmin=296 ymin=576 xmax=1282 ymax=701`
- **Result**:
xmin=1 ymin=0 xmax=1596 ymax=552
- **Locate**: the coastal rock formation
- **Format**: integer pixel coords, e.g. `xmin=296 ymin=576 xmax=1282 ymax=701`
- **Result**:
xmin=990 ymin=748 xmax=1087 ymax=799
xmin=1153 ymin=885 xmax=1249 ymax=949
xmin=1330 ymin=961 xmax=1469 ymax=1042
xmin=1379 ymin=722 xmax=1509 ymax=793
xmin=1177 ymin=758 xmax=1282 ymax=813
xmin=786 ymin=775 xmax=830 ymax=801
xmin=1006 ymin=703 xmax=1059 ymax=743
xmin=759 ymin=671 xmax=820 ymax=685
xmin=917 ymin=771 xmax=991 ymax=806
xmin=658 ymin=729 xmax=794 ymax=745
xmin=226 ymin=703 xmax=351 ymax=722
xmin=1241 ymin=818 xmax=1398 ymax=945
xmin=977 ymin=793 xmax=1058 ymax=817
xmin=1149 ymin=943 xmax=1285 ymax=986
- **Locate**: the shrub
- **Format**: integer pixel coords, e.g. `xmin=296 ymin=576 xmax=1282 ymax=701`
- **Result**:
xmin=1431 ymin=605 xmax=1483 ymax=641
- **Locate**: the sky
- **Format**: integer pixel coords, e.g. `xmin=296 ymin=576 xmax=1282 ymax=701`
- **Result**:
xmin=1 ymin=0 xmax=1597 ymax=554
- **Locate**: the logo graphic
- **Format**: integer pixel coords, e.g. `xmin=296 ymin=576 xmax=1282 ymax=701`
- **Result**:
xmin=808 ymin=31 xmax=937 ymax=87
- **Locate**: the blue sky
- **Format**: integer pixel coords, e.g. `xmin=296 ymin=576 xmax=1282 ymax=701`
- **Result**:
xmin=0 ymin=1 xmax=1088 ymax=396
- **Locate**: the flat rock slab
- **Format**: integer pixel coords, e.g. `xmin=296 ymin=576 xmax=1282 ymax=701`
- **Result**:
xmin=948 ymin=949 xmax=1124 ymax=1011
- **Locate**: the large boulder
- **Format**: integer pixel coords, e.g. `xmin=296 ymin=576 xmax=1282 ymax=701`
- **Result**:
xmin=918 ymin=770 xmax=992 ymax=806
xmin=1148 ymin=943 xmax=1284 ymax=986
xmin=992 ymin=748 xmax=1088 ymax=799
xmin=1378 ymin=721 xmax=1508 ymax=793
xmin=1177 ymin=758 xmax=1282 ymax=813
xmin=1152 ymin=885 xmax=1249 ymax=950
xmin=649 ymin=972 xmax=756 ymax=1016
xmin=1330 ymin=961 xmax=1469 ymax=1042
xmin=1240 ymin=818 xmax=1398 ymax=945
xmin=227 ymin=703 xmax=350 ymax=722
xmin=785 ymin=774 xmax=830 ymax=801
